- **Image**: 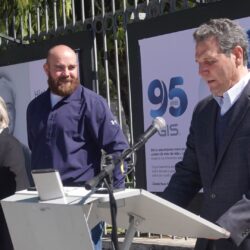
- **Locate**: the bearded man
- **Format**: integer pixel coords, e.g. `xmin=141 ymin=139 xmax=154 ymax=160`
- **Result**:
xmin=26 ymin=44 xmax=129 ymax=250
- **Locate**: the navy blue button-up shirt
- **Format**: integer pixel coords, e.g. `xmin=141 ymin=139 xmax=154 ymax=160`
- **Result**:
xmin=27 ymin=85 xmax=129 ymax=187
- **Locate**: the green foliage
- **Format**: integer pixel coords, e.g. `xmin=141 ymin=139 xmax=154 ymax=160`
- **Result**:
xmin=0 ymin=0 xmax=72 ymax=39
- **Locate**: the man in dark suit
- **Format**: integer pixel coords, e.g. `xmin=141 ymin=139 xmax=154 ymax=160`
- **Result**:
xmin=161 ymin=18 xmax=250 ymax=250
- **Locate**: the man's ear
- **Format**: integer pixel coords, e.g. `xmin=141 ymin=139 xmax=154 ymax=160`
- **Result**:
xmin=43 ymin=63 xmax=49 ymax=76
xmin=232 ymin=46 xmax=244 ymax=66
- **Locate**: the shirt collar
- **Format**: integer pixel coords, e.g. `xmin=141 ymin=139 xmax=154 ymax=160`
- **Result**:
xmin=214 ymin=72 xmax=250 ymax=115
xmin=50 ymin=92 xmax=63 ymax=108
xmin=50 ymin=84 xmax=83 ymax=107
xmin=0 ymin=127 xmax=9 ymax=135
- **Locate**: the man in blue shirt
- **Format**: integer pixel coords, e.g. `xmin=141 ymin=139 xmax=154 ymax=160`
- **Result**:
xmin=26 ymin=44 xmax=129 ymax=249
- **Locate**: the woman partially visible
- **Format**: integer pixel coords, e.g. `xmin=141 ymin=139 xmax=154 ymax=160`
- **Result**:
xmin=0 ymin=97 xmax=29 ymax=250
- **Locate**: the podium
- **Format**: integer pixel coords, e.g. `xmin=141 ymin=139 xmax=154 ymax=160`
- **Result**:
xmin=1 ymin=188 xmax=230 ymax=250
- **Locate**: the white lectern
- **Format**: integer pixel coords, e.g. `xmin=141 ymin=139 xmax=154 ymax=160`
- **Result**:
xmin=1 ymin=188 xmax=230 ymax=250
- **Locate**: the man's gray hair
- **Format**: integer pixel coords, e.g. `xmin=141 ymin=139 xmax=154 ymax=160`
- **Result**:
xmin=193 ymin=18 xmax=249 ymax=66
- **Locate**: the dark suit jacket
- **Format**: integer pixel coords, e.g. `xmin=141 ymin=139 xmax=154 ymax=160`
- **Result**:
xmin=0 ymin=128 xmax=29 ymax=250
xmin=162 ymin=80 xmax=250 ymax=250
xmin=0 ymin=128 xmax=29 ymax=191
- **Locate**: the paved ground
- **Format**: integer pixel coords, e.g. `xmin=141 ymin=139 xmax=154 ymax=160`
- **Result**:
xmin=103 ymin=237 xmax=196 ymax=250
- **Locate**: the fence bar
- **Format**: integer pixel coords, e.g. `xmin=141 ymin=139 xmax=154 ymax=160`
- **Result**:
xmin=45 ymin=1 xmax=49 ymax=32
xmin=81 ymin=0 xmax=85 ymax=22
xmin=111 ymin=0 xmax=123 ymax=128
xmin=36 ymin=5 xmax=41 ymax=36
xmin=101 ymin=0 xmax=111 ymax=107
xmin=5 ymin=13 xmax=9 ymax=36
xmin=20 ymin=15 xmax=24 ymax=41
xmin=123 ymin=0 xmax=136 ymax=189
xmin=71 ymin=0 xmax=76 ymax=26
xmin=62 ymin=0 xmax=67 ymax=28
xmin=12 ymin=12 xmax=16 ymax=40
xmin=53 ymin=0 xmax=58 ymax=31
xmin=91 ymin=0 xmax=100 ymax=94
xmin=28 ymin=12 xmax=32 ymax=39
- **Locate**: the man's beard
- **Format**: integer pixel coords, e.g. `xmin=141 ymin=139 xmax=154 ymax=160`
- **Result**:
xmin=47 ymin=74 xmax=80 ymax=96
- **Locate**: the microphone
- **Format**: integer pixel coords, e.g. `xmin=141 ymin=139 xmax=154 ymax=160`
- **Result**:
xmin=131 ymin=116 xmax=166 ymax=153
xmin=112 ymin=116 xmax=166 ymax=165
xmin=85 ymin=117 xmax=166 ymax=190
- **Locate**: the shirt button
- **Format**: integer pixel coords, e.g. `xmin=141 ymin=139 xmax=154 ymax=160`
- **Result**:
xmin=210 ymin=193 xmax=216 ymax=199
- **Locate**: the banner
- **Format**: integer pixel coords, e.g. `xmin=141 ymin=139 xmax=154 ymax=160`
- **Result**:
xmin=0 ymin=59 xmax=46 ymax=146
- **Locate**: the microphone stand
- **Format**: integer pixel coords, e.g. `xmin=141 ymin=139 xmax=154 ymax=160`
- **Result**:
xmin=85 ymin=155 xmax=121 ymax=250
xmin=84 ymin=142 xmax=145 ymax=248
xmin=85 ymin=152 xmax=133 ymax=250
xmin=100 ymin=156 xmax=119 ymax=250
xmin=103 ymin=176 xmax=119 ymax=250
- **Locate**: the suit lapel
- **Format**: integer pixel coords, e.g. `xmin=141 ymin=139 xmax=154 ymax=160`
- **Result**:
xmin=211 ymin=81 xmax=250 ymax=182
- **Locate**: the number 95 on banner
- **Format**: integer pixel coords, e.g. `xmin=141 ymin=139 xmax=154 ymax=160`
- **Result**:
xmin=148 ymin=77 xmax=188 ymax=118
